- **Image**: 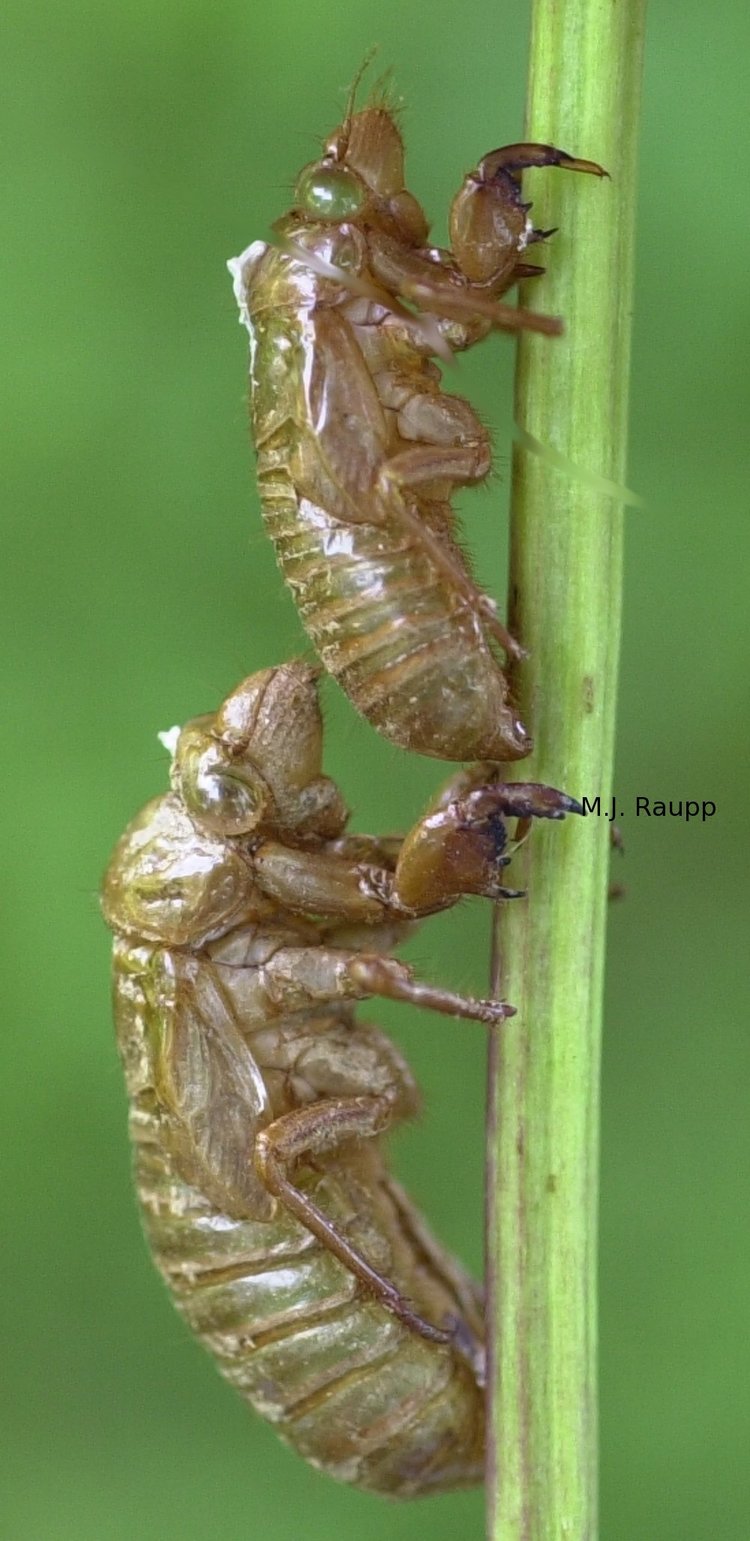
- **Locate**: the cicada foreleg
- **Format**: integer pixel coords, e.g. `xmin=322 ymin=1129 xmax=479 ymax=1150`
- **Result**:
xmin=393 ymin=772 xmax=583 ymax=911
xmin=254 ymin=1095 xmax=478 ymax=1353
xmin=449 ymin=141 xmax=608 ymax=289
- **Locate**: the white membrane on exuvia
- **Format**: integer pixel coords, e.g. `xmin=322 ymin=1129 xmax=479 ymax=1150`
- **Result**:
xmin=227 ymin=242 xmax=268 ymax=333
xmin=157 ymin=725 xmax=181 ymax=758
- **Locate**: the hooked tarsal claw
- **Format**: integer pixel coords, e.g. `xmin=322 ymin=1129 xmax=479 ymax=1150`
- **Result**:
xmin=459 ymin=783 xmax=583 ymax=823
xmin=479 ymin=143 xmax=608 ymax=182
xmin=554 ymin=152 xmax=609 ymax=179
xmin=522 ymin=787 xmax=583 ymax=820
xmin=552 ymin=792 xmax=584 ymax=817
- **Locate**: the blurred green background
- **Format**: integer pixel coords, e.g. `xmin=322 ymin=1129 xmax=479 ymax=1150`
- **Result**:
xmin=3 ymin=1 xmax=748 ymax=1537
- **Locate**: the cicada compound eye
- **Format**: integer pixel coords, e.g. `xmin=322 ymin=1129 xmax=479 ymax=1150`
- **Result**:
xmin=174 ymin=723 xmax=272 ymax=836
xmin=294 ymin=162 xmax=367 ymax=222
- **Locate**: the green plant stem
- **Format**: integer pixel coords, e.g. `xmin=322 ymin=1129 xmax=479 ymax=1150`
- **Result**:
xmin=486 ymin=4 xmax=646 ymax=1538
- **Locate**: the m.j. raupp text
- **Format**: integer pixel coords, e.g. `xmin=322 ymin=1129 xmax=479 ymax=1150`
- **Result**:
xmin=581 ymin=797 xmax=717 ymax=821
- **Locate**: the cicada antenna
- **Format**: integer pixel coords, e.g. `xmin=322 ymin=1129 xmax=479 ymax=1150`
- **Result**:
xmin=338 ymin=47 xmax=379 ymax=158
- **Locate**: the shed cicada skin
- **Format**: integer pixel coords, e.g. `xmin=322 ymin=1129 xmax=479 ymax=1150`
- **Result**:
xmin=102 ymin=661 xmax=580 ymax=1495
xmin=230 ymin=100 xmax=605 ymax=763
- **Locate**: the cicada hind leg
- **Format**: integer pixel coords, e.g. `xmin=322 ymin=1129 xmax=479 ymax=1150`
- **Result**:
xmin=254 ymin=1095 xmax=468 ymax=1351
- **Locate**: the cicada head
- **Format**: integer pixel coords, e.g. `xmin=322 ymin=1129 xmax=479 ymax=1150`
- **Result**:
xmin=170 ymin=716 xmax=272 ymax=838
xmin=171 ymin=664 xmax=348 ymax=843
xmin=291 ymin=106 xmax=429 ymax=248
xmin=325 ymin=107 xmax=405 ymax=199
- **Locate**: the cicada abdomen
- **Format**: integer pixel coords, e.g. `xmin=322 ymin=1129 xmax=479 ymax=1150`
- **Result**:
xmin=230 ymin=104 xmax=604 ymax=762
xmin=102 ymin=663 xmax=580 ymax=1492
xmin=131 ymin=1088 xmax=485 ymax=1495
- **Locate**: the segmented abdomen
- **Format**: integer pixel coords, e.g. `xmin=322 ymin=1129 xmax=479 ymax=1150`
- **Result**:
xmin=258 ymin=466 xmax=520 ymax=763
xmin=133 ymin=1113 xmax=484 ymax=1496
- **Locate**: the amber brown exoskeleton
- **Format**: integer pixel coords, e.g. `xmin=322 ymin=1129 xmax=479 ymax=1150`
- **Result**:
xmin=229 ymin=100 xmax=605 ymax=762
xmin=102 ymin=662 xmax=581 ymax=1495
